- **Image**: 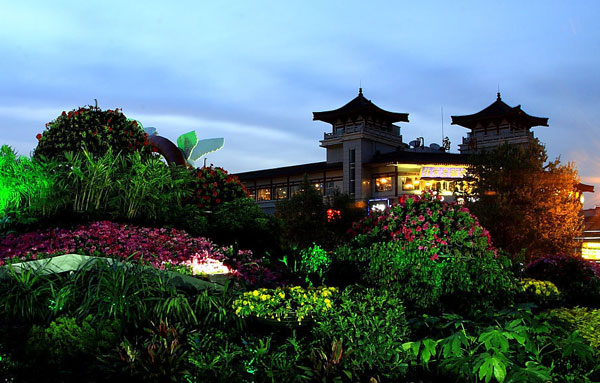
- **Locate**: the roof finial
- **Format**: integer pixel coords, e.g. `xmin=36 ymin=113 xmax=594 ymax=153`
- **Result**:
xmin=359 ymin=87 xmax=363 ymax=96
xmin=497 ymin=91 xmax=501 ymax=101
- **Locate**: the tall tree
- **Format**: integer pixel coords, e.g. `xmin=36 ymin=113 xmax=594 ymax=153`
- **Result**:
xmin=465 ymin=140 xmax=582 ymax=262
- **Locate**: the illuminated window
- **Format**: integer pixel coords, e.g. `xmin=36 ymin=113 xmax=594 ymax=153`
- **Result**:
xmin=248 ymin=188 xmax=256 ymax=200
xmin=313 ymin=182 xmax=323 ymax=192
xmin=275 ymin=187 xmax=288 ymax=200
xmin=582 ymin=242 xmax=600 ymax=261
xmin=402 ymin=176 xmax=420 ymax=191
xmin=375 ymin=177 xmax=392 ymax=192
xmin=257 ymin=188 xmax=271 ymax=201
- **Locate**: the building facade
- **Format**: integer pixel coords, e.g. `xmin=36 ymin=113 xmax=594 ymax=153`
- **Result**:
xmin=236 ymin=90 xmax=555 ymax=214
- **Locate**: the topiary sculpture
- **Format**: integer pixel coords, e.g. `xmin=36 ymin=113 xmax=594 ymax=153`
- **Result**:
xmin=33 ymin=105 xmax=152 ymax=161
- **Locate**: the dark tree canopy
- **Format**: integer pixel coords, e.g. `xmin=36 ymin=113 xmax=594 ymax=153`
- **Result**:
xmin=465 ymin=140 xmax=582 ymax=262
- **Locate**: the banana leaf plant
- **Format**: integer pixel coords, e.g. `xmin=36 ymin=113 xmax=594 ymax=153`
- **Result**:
xmin=144 ymin=126 xmax=225 ymax=167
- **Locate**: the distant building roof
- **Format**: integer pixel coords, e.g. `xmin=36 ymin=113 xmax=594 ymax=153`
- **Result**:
xmin=313 ymin=88 xmax=409 ymax=124
xmin=236 ymin=161 xmax=343 ymax=181
xmin=451 ymin=93 xmax=549 ymax=129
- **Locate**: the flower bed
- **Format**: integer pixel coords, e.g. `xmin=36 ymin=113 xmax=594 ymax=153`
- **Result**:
xmin=0 ymin=220 xmax=285 ymax=287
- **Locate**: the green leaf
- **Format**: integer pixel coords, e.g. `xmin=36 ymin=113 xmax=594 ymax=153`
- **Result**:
xmin=189 ymin=138 xmax=225 ymax=162
xmin=177 ymin=131 xmax=198 ymax=158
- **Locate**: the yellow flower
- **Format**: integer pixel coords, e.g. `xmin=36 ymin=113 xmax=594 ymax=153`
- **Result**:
xmin=279 ymin=292 xmax=285 ymax=299
xmin=253 ymin=290 xmax=259 ymax=297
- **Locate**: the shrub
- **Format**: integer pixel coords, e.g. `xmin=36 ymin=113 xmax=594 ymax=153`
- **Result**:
xmin=349 ymin=192 xmax=495 ymax=257
xmin=516 ymin=278 xmax=561 ymax=308
xmin=205 ymin=197 xmax=282 ymax=261
xmin=188 ymin=165 xmax=248 ymax=211
xmin=27 ymin=315 xmax=121 ymax=366
xmin=233 ymin=286 xmax=338 ymax=324
xmin=331 ymin=193 xmax=515 ymax=314
xmin=33 ymin=106 xmax=152 ymax=161
xmin=331 ymin=241 xmax=514 ymax=315
xmin=311 ymin=286 xmax=409 ymax=381
xmin=524 ymin=253 xmax=600 ymax=307
xmin=298 ymin=244 xmax=331 ymax=286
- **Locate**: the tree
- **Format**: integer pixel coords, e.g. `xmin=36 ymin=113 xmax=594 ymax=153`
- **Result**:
xmin=465 ymin=140 xmax=582 ymax=262
xmin=275 ymin=175 xmax=328 ymax=249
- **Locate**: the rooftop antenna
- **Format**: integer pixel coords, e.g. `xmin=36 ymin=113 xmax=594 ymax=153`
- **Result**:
xmin=441 ymin=106 xmax=444 ymax=144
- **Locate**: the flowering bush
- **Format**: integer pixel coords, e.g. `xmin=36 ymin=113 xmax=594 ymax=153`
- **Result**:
xmin=516 ymin=278 xmax=561 ymax=307
xmin=524 ymin=253 xmax=600 ymax=307
xmin=232 ymin=286 xmax=338 ymax=324
xmin=33 ymin=106 xmax=152 ymax=161
xmin=188 ymin=166 xmax=248 ymax=211
xmin=331 ymin=192 xmax=515 ymax=314
xmin=349 ymin=192 xmax=496 ymax=259
xmin=0 ymin=221 xmax=285 ymax=288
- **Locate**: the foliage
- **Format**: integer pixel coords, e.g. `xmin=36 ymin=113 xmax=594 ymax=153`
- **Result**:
xmin=105 ymin=320 xmax=191 ymax=382
xmin=188 ymin=165 xmax=248 ymax=211
xmin=465 ymin=140 xmax=583 ymax=262
xmin=0 ymin=145 xmax=69 ymax=225
xmin=298 ymin=244 xmax=331 ymax=286
xmin=27 ymin=315 xmax=121 ymax=366
xmin=33 ymin=106 xmax=152 ymax=161
xmin=405 ymin=306 xmax=600 ymax=383
xmin=205 ymin=197 xmax=282 ymax=261
xmin=331 ymin=241 xmax=515 ymax=315
xmin=516 ymin=278 xmax=561 ymax=308
xmin=551 ymin=307 xmax=600 ymax=352
xmin=233 ymin=286 xmax=338 ymax=324
xmin=0 ymin=266 xmax=53 ymax=323
xmin=331 ymin=193 xmax=515 ymax=314
xmin=524 ymin=253 xmax=600 ymax=307
xmin=311 ymin=286 xmax=410 ymax=381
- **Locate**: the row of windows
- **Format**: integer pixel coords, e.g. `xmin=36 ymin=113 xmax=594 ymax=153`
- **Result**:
xmin=374 ymin=176 xmax=469 ymax=194
xmin=248 ymin=181 xmax=339 ymax=201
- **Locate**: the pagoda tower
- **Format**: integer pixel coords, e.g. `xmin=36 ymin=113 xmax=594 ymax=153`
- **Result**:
xmin=313 ymin=88 xmax=409 ymax=199
xmin=451 ymin=93 xmax=548 ymax=154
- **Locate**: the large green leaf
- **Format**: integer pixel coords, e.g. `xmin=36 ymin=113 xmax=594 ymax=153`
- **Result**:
xmin=188 ymin=138 xmax=225 ymax=161
xmin=177 ymin=131 xmax=199 ymax=159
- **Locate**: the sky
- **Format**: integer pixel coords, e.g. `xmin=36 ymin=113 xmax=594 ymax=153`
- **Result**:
xmin=2 ymin=1 xmax=600 ymax=207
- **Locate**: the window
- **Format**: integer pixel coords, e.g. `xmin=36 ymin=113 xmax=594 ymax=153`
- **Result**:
xmin=349 ymin=149 xmax=356 ymax=196
xmin=402 ymin=176 xmax=420 ymax=191
xmin=275 ymin=187 xmax=288 ymax=200
xmin=375 ymin=177 xmax=392 ymax=192
xmin=248 ymin=188 xmax=256 ymax=200
xmin=326 ymin=181 xmax=336 ymax=196
xmin=290 ymin=184 xmax=300 ymax=196
xmin=257 ymin=188 xmax=271 ymax=201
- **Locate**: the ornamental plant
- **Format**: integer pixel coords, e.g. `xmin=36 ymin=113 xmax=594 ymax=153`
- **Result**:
xmin=332 ymin=192 xmax=515 ymax=314
xmin=232 ymin=286 xmax=338 ymax=324
xmin=349 ymin=191 xmax=496 ymax=258
xmin=516 ymin=278 xmax=561 ymax=308
xmin=188 ymin=165 xmax=248 ymax=211
xmin=0 ymin=221 xmax=286 ymax=288
xmin=524 ymin=253 xmax=600 ymax=307
xmin=551 ymin=307 xmax=600 ymax=352
xmin=33 ymin=106 xmax=152 ymax=161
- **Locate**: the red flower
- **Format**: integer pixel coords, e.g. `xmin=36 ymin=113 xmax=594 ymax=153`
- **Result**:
xmin=36 ymin=133 xmax=42 ymax=140
xmin=61 ymin=111 xmax=66 ymax=117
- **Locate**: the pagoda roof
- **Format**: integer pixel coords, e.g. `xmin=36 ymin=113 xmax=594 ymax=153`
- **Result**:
xmin=451 ymin=93 xmax=549 ymax=129
xmin=313 ymin=88 xmax=409 ymax=124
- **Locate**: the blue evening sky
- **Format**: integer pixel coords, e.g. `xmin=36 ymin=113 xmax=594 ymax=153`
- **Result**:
xmin=2 ymin=1 xmax=600 ymax=206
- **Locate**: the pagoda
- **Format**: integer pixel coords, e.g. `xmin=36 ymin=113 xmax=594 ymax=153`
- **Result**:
xmin=313 ymin=88 xmax=409 ymax=198
xmin=451 ymin=93 xmax=548 ymax=154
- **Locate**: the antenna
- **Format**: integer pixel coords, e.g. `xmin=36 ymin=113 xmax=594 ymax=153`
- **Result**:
xmin=441 ymin=106 xmax=444 ymax=144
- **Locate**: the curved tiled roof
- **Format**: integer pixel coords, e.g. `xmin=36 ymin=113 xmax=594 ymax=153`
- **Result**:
xmin=451 ymin=93 xmax=548 ymax=129
xmin=313 ymin=88 xmax=409 ymax=124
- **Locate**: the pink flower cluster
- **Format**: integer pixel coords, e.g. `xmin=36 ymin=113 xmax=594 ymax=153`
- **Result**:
xmin=0 ymin=221 xmax=285 ymax=287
